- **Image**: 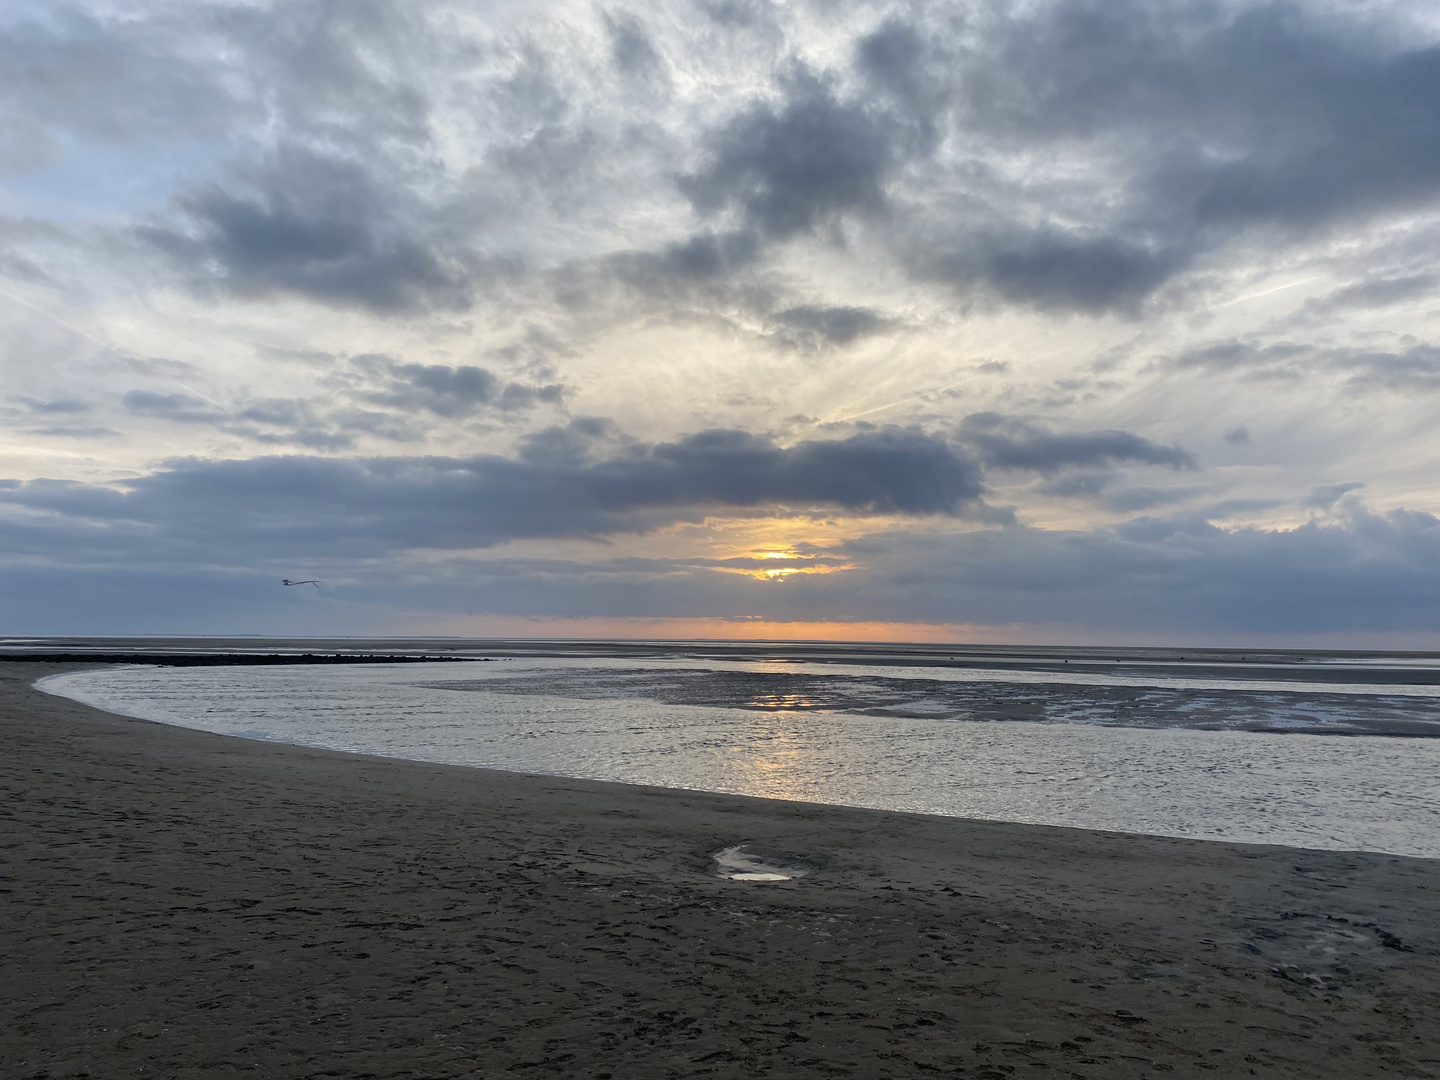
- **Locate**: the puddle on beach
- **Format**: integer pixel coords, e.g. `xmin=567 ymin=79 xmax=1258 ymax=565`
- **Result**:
xmin=713 ymin=844 xmax=810 ymax=882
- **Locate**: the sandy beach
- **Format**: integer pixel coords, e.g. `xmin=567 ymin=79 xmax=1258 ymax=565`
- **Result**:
xmin=3 ymin=662 xmax=1438 ymax=1079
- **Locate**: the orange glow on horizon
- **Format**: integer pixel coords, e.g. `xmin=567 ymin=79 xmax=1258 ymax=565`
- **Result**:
xmin=395 ymin=612 xmax=1043 ymax=644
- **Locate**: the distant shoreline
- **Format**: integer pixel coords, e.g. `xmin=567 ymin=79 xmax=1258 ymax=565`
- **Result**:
xmin=0 ymin=651 xmax=490 ymax=666
xmin=5 ymin=636 xmax=1440 ymax=686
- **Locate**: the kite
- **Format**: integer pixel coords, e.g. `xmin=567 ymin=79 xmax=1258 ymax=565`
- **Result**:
xmin=282 ymin=579 xmax=323 ymax=587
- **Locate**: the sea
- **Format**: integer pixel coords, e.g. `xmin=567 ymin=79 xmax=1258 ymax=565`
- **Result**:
xmin=21 ymin=637 xmax=1440 ymax=859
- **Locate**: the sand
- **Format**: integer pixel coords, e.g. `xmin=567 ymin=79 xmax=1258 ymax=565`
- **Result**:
xmin=2 ymin=661 xmax=1438 ymax=1079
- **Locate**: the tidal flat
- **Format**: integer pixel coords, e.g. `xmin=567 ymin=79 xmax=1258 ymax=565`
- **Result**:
xmin=3 ymin=658 xmax=1438 ymax=1078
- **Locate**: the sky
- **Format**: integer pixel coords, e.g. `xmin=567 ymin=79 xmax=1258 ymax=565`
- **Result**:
xmin=2 ymin=0 xmax=1439 ymax=645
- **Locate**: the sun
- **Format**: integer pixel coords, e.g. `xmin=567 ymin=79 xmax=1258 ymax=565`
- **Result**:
xmin=732 ymin=548 xmax=854 ymax=582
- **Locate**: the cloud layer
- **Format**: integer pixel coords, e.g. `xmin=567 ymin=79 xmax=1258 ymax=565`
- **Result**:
xmin=0 ymin=427 xmax=989 ymax=560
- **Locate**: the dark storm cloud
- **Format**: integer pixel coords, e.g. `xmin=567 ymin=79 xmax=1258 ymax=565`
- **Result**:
xmin=959 ymin=413 xmax=1197 ymax=473
xmin=0 ymin=427 xmax=986 ymax=560
xmin=139 ymin=146 xmax=472 ymax=314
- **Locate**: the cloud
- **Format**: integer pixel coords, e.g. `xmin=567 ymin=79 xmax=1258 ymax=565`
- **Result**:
xmin=139 ymin=145 xmax=472 ymax=313
xmin=21 ymin=425 xmax=120 ymax=440
xmin=120 ymin=388 xmax=353 ymax=449
xmin=106 ymin=353 xmax=564 ymax=451
xmin=1031 ymin=472 xmax=1208 ymax=514
xmin=1305 ymin=273 xmax=1438 ymax=313
xmin=15 ymin=396 xmax=89 ymax=414
xmin=515 ymin=416 xmax=635 ymax=467
xmin=0 ymin=5 xmax=236 ymax=175
xmin=122 ymin=389 xmax=222 ymax=424
xmin=681 ymin=69 xmax=898 ymax=241
xmin=1169 ymin=339 xmax=1312 ymax=376
xmin=1342 ymin=342 xmax=1440 ymax=391
xmin=11 ymin=0 xmax=1440 ymax=325
xmin=1171 ymin=336 xmax=1440 ymax=390
xmin=879 ymin=0 xmax=1440 ymax=311
xmin=826 ymin=501 xmax=1440 ymax=633
xmin=0 ymin=426 xmax=987 ymax=560
xmin=959 ymin=413 xmax=1197 ymax=473
xmin=5 ymin=491 xmax=1438 ymax=639
xmin=856 ymin=18 xmax=946 ymax=121
xmin=1304 ymin=481 xmax=1365 ymax=510
xmin=605 ymin=12 xmax=665 ymax=80
xmin=1034 ymin=470 xmax=1120 ymax=499
xmin=351 ymin=355 xmax=565 ymax=418
xmin=978 ymin=234 xmax=1182 ymax=315
xmin=765 ymin=304 xmax=887 ymax=350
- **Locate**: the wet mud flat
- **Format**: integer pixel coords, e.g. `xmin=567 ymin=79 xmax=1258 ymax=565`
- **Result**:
xmin=438 ymin=665 xmax=1440 ymax=737
xmin=3 ymin=661 xmax=1438 ymax=1079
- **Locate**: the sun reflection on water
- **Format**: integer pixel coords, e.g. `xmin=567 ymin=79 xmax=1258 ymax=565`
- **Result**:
xmin=731 ymin=727 xmax=809 ymax=800
xmin=745 ymin=692 xmax=832 ymax=711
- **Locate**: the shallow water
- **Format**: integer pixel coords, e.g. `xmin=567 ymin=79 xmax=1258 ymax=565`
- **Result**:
xmin=40 ymin=654 xmax=1440 ymax=858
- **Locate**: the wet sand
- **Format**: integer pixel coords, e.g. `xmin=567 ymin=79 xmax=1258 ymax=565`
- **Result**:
xmin=3 ymin=662 xmax=1438 ymax=1078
